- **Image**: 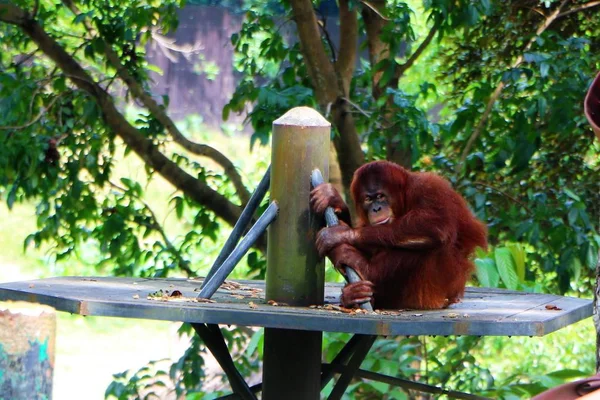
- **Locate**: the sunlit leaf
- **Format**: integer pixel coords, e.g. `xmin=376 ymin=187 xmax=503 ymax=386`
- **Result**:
xmin=495 ymin=248 xmax=519 ymax=290
xmin=475 ymin=257 xmax=500 ymax=288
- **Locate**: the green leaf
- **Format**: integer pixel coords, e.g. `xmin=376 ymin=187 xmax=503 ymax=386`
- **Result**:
xmin=172 ymin=196 xmax=184 ymax=219
xmin=563 ymin=188 xmax=581 ymax=202
xmin=585 ymin=243 xmax=598 ymax=270
xmin=245 ymin=328 xmax=264 ymax=358
xmin=506 ymin=243 xmax=526 ymax=282
xmin=510 ymin=137 xmax=538 ymax=173
xmin=53 ymin=76 xmax=67 ymax=91
xmin=120 ymin=178 xmax=142 ymax=196
xmin=537 ymin=96 xmax=547 ymax=116
xmin=524 ymin=52 xmax=550 ymax=64
xmin=540 ymin=62 xmax=550 ymax=78
xmin=7 ymin=183 xmax=18 ymax=210
xmin=370 ymin=381 xmax=390 ymax=394
xmin=475 ymin=257 xmax=499 ymax=288
xmin=546 ymin=369 xmax=589 ymax=380
xmin=568 ymin=207 xmax=579 ymax=225
xmin=495 ymin=247 xmax=519 ymax=290
xmin=569 ymin=257 xmax=582 ymax=282
xmin=84 ymin=44 xmax=95 ymax=60
xmin=146 ymin=64 xmax=163 ymax=75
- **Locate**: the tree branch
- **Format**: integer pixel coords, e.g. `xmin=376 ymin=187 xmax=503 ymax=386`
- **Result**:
xmin=470 ymin=181 xmax=532 ymax=213
xmin=335 ymin=0 xmax=357 ymax=95
xmin=395 ymin=17 xmax=440 ymax=81
xmin=60 ymin=0 xmax=251 ymax=205
xmin=458 ymin=0 xmax=570 ymax=170
xmin=361 ymin=0 xmax=416 ymax=167
xmin=557 ymin=0 xmax=600 ymax=18
xmin=314 ymin=9 xmax=337 ymax=63
xmin=361 ymin=0 xmax=388 ymax=99
xmin=0 ymin=4 xmax=257 ymax=245
xmin=289 ymin=0 xmax=339 ymax=103
xmin=0 ymin=92 xmax=64 ymax=130
xmin=290 ymin=0 xmax=364 ymax=192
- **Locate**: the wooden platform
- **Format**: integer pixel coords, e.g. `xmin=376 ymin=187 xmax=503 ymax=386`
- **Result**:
xmin=0 ymin=276 xmax=592 ymax=337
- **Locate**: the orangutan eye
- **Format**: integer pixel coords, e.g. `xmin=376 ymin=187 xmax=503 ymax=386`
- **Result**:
xmin=364 ymin=196 xmax=372 ymax=203
xmin=376 ymin=193 xmax=384 ymax=200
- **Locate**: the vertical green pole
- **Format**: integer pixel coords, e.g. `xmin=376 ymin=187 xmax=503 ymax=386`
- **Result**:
xmin=263 ymin=107 xmax=330 ymax=400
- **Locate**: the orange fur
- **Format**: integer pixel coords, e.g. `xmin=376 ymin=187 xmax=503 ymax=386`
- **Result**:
xmin=330 ymin=161 xmax=488 ymax=310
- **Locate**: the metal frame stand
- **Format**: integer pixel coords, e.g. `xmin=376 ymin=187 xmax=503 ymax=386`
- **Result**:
xmin=190 ymin=327 xmax=492 ymax=400
xmin=327 ymin=335 xmax=377 ymax=400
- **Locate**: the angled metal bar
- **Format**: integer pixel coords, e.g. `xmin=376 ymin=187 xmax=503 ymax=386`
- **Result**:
xmin=310 ymin=169 xmax=373 ymax=311
xmin=327 ymin=335 xmax=377 ymax=400
xmin=192 ymin=323 xmax=256 ymax=400
xmin=203 ymin=166 xmax=271 ymax=286
xmin=197 ymin=201 xmax=279 ymax=299
xmin=321 ymin=334 xmax=375 ymax=388
xmin=323 ymin=364 xmax=491 ymax=400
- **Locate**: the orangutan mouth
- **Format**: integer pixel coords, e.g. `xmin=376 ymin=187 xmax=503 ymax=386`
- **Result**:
xmin=373 ymin=217 xmax=391 ymax=225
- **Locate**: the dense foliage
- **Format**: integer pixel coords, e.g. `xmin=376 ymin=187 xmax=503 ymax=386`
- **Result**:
xmin=1 ymin=0 xmax=599 ymax=398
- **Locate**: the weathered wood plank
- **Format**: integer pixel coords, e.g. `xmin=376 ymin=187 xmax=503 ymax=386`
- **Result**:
xmin=0 ymin=277 xmax=592 ymax=337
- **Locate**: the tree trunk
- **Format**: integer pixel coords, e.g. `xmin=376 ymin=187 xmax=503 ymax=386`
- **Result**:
xmin=289 ymin=0 xmax=364 ymax=193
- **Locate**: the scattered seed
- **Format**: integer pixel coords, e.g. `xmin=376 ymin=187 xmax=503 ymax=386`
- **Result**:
xmin=443 ymin=313 xmax=460 ymax=319
xmin=545 ymin=304 xmax=562 ymax=311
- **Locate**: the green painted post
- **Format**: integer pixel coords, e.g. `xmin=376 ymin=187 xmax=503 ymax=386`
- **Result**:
xmin=263 ymin=107 xmax=330 ymax=400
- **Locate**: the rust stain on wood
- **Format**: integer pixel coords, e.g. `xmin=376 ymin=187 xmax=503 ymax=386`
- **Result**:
xmin=453 ymin=321 xmax=471 ymax=336
xmin=535 ymin=322 xmax=545 ymax=336
xmin=78 ymin=301 xmax=89 ymax=315
xmin=375 ymin=320 xmax=391 ymax=336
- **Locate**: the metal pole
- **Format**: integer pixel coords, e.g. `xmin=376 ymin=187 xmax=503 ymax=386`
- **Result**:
xmin=202 ymin=166 xmax=271 ymax=286
xmin=262 ymin=107 xmax=330 ymax=400
xmin=197 ymin=201 xmax=279 ymax=299
xmin=327 ymin=335 xmax=377 ymax=400
xmin=311 ymin=169 xmax=373 ymax=311
xmin=192 ymin=323 xmax=256 ymax=400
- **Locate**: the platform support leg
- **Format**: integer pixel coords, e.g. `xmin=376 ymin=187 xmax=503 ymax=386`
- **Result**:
xmin=262 ymin=107 xmax=331 ymax=400
xmin=321 ymin=334 xmax=377 ymax=388
xmin=327 ymin=335 xmax=377 ymax=400
xmin=192 ymin=323 xmax=256 ymax=400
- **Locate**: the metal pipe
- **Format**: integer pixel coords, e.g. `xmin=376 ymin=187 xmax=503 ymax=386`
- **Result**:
xmin=323 ymin=364 xmax=492 ymax=400
xmin=321 ymin=334 xmax=370 ymax=388
xmin=310 ymin=169 xmax=374 ymax=312
xmin=327 ymin=335 xmax=377 ymax=400
xmin=203 ymin=166 xmax=271 ymax=286
xmin=197 ymin=201 xmax=279 ymax=299
xmin=192 ymin=323 xmax=257 ymax=400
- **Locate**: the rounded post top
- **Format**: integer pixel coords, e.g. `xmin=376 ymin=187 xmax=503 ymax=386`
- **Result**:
xmin=273 ymin=106 xmax=331 ymax=127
